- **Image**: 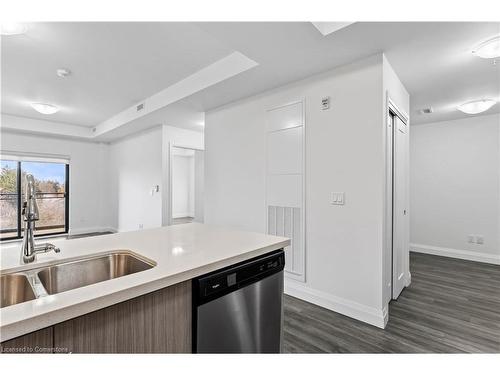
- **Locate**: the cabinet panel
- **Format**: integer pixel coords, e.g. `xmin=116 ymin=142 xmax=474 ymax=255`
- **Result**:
xmin=54 ymin=281 xmax=191 ymax=353
xmin=1 ymin=327 xmax=54 ymax=354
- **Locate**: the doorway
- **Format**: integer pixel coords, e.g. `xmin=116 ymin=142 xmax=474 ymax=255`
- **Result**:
xmin=169 ymin=145 xmax=204 ymax=225
xmin=387 ymin=100 xmax=410 ymax=300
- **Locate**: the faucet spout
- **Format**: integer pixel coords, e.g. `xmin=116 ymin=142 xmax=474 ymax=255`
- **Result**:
xmin=20 ymin=174 xmax=61 ymax=264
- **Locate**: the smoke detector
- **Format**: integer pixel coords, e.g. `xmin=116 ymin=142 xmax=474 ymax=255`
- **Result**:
xmin=419 ymin=107 xmax=433 ymax=114
xmin=56 ymin=68 xmax=71 ymax=78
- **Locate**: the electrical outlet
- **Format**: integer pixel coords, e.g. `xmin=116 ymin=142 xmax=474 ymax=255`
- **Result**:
xmin=139 ymin=224 xmax=144 ymax=229
xmin=476 ymin=235 xmax=484 ymax=245
xmin=467 ymin=235 xmax=475 ymax=244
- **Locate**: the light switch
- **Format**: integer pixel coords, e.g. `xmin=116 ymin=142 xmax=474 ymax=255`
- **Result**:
xmin=331 ymin=192 xmax=345 ymax=205
xmin=321 ymin=96 xmax=330 ymax=110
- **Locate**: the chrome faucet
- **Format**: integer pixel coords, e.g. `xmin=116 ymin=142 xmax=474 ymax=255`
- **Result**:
xmin=21 ymin=174 xmax=60 ymax=263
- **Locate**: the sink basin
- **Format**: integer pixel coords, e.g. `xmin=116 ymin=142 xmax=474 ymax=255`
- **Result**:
xmin=37 ymin=252 xmax=155 ymax=295
xmin=0 ymin=274 xmax=37 ymax=308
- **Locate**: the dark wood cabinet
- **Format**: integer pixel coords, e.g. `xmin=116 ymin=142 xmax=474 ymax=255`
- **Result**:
xmin=1 ymin=280 xmax=191 ymax=354
xmin=1 ymin=327 xmax=53 ymax=354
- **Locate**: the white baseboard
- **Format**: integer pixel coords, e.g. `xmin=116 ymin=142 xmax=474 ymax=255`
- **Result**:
xmin=405 ymin=271 xmax=412 ymax=287
xmin=172 ymin=213 xmax=194 ymax=219
xmin=285 ymin=279 xmax=387 ymax=329
xmin=410 ymin=243 xmax=500 ymax=265
xmin=69 ymin=227 xmax=117 ymax=236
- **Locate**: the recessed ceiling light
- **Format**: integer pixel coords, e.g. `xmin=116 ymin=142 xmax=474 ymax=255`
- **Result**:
xmin=472 ymin=36 xmax=500 ymax=59
xmin=1 ymin=22 xmax=27 ymax=36
xmin=457 ymin=99 xmax=496 ymax=115
xmin=419 ymin=107 xmax=433 ymax=114
xmin=30 ymin=103 xmax=59 ymax=115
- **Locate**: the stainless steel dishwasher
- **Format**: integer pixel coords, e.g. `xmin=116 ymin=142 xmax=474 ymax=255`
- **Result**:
xmin=193 ymin=249 xmax=285 ymax=353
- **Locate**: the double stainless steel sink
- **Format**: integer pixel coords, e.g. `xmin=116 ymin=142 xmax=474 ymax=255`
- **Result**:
xmin=1 ymin=274 xmax=37 ymax=308
xmin=0 ymin=251 xmax=156 ymax=308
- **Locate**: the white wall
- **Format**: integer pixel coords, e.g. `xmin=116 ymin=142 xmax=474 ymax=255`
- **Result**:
xmin=108 ymin=124 xmax=203 ymax=232
xmin=108 ymin=127 xmax=163 ymax=232
xmin=410 ymin=114 xmax=500 ymax=264
xmin=0 ymin=131 xmax=111 ymax=234
xmin=194 ymin=150 xmax=205 ymax=222
xmin=205 ymin=54 xmax=397 ymax=327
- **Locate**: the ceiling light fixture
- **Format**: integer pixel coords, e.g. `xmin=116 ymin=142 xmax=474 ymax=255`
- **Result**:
xmin=419 ymin=107 xmax=434 ymax=115
xmin=1 ymin=22 xmax=27 ymax=36
xmin=56 ymin=68 xmax=71 ymax=78
xmin=472 ymin=36 xmax=500 ymax=59
xmin=457 ymin=99 xmax=496 ymax=115
xmin=30 ymin=103 xmax=59 ymax=115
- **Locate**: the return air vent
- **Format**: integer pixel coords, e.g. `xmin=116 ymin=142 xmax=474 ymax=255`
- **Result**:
xmin=268 ymin=206 xmax=301 ymax=275
xmin=136 ymin=103 xmax=145 ymax=112
xmin=419 ymin=107 xmax=433 ymax=114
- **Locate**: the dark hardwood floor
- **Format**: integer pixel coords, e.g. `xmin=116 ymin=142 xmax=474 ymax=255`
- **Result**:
xmin=283 ymin=252 xmax=500 ymax=353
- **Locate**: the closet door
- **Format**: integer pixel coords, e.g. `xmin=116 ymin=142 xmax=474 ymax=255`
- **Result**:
xmin=392 ymin=115 xmax=409 ymax=299
xmin=266 ymin=101 xmax=305 ymax=282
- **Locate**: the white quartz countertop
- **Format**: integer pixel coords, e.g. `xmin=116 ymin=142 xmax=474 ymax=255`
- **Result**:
xmin=0 ymin=223 xmax=289 ymax=342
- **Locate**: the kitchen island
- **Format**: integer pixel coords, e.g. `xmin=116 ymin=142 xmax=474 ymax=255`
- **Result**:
xmin=0 ymin=223 xmax=289 ymax=353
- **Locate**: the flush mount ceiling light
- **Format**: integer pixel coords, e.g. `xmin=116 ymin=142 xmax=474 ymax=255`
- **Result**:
xmin=56 ymin=68 xmax=72 ymax=78
xmin=472 ymin=36 xmax=500 ymax=59
xmin=30 ymin=103 xmax=59 ymax=115
xmin=457 ymin=99 xmax=496 ymax=115
xmin=1 ymin=22 xmax=27 ymax=35
xmin=419 ymin=107 xmax=434 ymax=115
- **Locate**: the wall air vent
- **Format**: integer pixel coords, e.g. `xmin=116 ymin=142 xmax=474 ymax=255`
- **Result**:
xmin=136 ymin=103 xmax=145 ymax=112
xmin=419 ymin=107 xmax=433 ymax=114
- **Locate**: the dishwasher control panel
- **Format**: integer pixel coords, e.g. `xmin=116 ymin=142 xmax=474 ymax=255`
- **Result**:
xmin=195 ymin=249 xmax=285 ymax=303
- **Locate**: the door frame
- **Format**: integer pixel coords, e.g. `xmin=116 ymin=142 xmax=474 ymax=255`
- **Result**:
xmin=385 ymin=95 xmax=410 ymax=301
xmin=167 ymin=143 xmax=205 ymax=226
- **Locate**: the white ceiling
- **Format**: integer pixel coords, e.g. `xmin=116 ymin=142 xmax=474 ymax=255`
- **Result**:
xmin=1 ymin=22 xmax=232 ymax=127
xmin=97 ymin=101 xmax=204 ymax=142
xmin=184 ymin=22 xmax=500 ymax=124
xmin=1 ymin=21 xmax=499 ymax=139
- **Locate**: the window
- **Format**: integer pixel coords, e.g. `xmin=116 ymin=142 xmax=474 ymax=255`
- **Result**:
xmin=0 ymin=159 xmax=69 ymax=240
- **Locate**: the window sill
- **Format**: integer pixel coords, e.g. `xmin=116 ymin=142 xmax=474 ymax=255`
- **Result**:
xmin=1 ymin=233 xmax=69 ymax=244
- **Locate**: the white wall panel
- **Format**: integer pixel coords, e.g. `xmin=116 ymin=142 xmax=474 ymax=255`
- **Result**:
xmin=267 ymin=127 xmax=303 ymax=175
xmin=266 ymin=100 xmax=305 ymax=281
xmin=267 ymin=175 xmax=302 ymax=207
xmin=267 ymin=102 xmax=303 ymax=132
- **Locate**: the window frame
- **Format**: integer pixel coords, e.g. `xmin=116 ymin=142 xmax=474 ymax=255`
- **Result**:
xmin=0 ymin=160 xmax=69 ymax=241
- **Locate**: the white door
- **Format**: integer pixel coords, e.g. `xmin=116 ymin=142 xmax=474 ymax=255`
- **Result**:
xmin=392 ymin=115 xmax=408 ymax=299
